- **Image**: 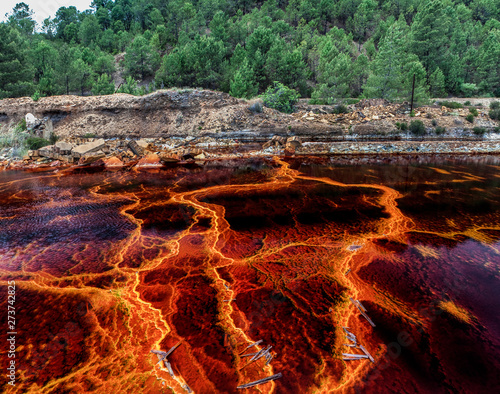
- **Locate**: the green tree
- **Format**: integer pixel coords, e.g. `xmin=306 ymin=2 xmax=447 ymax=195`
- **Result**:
xmin=7 ymin=2 xmax=36 ymax=35
xmin=363 ymin=18 xmax=428 ymax=102
xmin=55 ymin=6 xmax=80 ymax=41
xmin=55 ymin=44 xmax=77 ymax=95
xmin=265 ymin=39 xmax=309 ymax=94
xmin=262 ymin=81 xmax=300 ymax=113
xmin=72 ymin=58 xmax=93 ymax=96
xmin=410 ymin=0 xmax=450 ymax=74
xmin=92 ymin=74 xmax=115 ymax=95
xmin=79 ymin=15 xmax=102 ymax=45
xmin=477 ymin=29 xmax=500 ymax=96
xmin=230 ymin=58 xmax=258 ymax=98
xmin=123 ymin=35 xmax=160 ymax=79
xmin=429 ymin=67 xmax=446 ymax=97
xmin=0 ymin=23 xmax=33 ymax=98
xmin=117 ymin=76 xmax=138 ymax=94
xmin=93 ymin=53 xmax=115 ymax=77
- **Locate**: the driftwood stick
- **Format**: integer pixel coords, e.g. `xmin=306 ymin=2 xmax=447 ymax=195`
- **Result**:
xmin=237 ymin=373 xmax=283 ymax=389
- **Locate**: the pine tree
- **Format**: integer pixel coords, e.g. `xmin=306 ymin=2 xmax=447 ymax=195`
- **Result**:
xmin=0 ymin=24 xmax=33 ymax=98
xmin=410 ymin=0 xmax=449 ymax=74
xmin=92 ymin=74 xmax=115 ymax=95
xmin=123 ymin=35 xmax=160 ymax=79
xmin=429 ymin=67 xmax=446 ymax=97
xmin=363 ymin=18 xmax=428 ymax=102
xmin=230 ymin=59 xmax=258 ymax=99
xmin=477 ymin=29 xmax=500 ymax=96
xmin=72 ymin=58 xmax=93 ymax=96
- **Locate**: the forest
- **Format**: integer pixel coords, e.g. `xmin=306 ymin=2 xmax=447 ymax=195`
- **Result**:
xmin=0 ymin=0 xmax=499 ymax=103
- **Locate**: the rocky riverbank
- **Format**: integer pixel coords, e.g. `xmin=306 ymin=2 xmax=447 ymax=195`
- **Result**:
xmin=1 ymin=89 xmax=499 ymax=170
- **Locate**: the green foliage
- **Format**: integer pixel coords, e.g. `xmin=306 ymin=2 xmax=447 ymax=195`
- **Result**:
xmin=434 ymin=126 xmax=446 ymax=135
xmin=363 ymin=18 xmax=428 ymax=103
xmin=92 ymin=74 xmax=115 ymax=95
xmin=438 ymin=101 xmax=463 ymax=109
xmin=489 ymin=108 xmax=500 ymax=120
xmin=409 ymin=120 xmax=426 ymax=135
xmin=461 ymin=83 xmax=478 ymax=97
xmin=464 ymin=101 xmax=471 ymax=106
xmin=333 ymin=105 xmax=349 ymax=114
xmin=429 ymin=67 xmax=446 ymax=97
xmin=0 ymin=23 xmax=34 ymax=98
xmin=32 ymin=90 xmax=41 ymax=101
xmin=26 ymin=136 xmax=51 ymax=150
xmin=466 ymin=114 xmax=474 ymax=123
xmin=0 ymin=0 xmax=499 ymax=101
xmin=18 ymin=118 xmax=27 ymax=131
xmin=431 ymin=119 xmax=437 ymax=126
xmin=490 ymin=102 xmax=500 ymax=110
xmin=469 ymin=107 xmax=478 ymax=117
xmin=230 ymin=59 xmax=258 ymax=99
xmin=123 ymin=35 xmax=160 ymax=79
xmin=262 ymin=82 xmax=300 ymax=113
xmin=472 ymin=127 xmax=486 ymax=136
xmin=117 ymin=76 xmax=138 ymax=95
xmin=396 ymin=122 xmax=408 ymax=131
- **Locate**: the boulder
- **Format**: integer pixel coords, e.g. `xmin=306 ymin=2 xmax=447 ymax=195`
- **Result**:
xmin=71 ymin=138 xmax=106 ymax=158
xmin=55 ymin=141 xmax=74 ymax=155
xmin=136 ymin=139 xmax=151 ymax=149
xmin=128 ymin=140 xmax=144 ymax=156
xmin=25 ymin=113 xmax=36 ymax=129
xmin=104 ymin=156 xmax=124 ymax=167
xmin=136 ymin=153 xmax=162 ymax=168
xmin=78 ymin=150 xmax=105 ymax=165
xmin=38 ymin=145 xmax=56 ymax=158
xmin=159 ymin=152 xmax=180 ymax=163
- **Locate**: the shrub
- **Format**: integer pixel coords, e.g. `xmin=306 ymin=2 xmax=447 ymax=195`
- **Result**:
xmin=434 ymin=126 xmax=446 ymax=135
xmin=344 ymin=98 xmax=361 ymax=105
xmin=431 ymin=119 xmax=437 ymax=126
xmin=489 ymin=109 xmax=500 ymax=120
xmin=395 ymin=122 xmax=408 ymax=131
xmin=248 ymin=99 xmax=263 ymax=113
xmin=409 ymin=120 xmax=426 ymax=135
xmin=83 ymin=133 xmax=96 ymax=138
xmin=32 ymin=90 xmax=41 ymax=102
xmin=473 ymin=127 xmax=486 ymax=136
xmin=26 ymin=137 xmax=51 ymax=150
xmin=438 ymin=101 xmax=463 ymax=109
xmin=333 ymin=104 xmax=349 ymax=114
xmin=469 ymin=107 xmax=478 ymax=117
xmin=464 ymin=101 xmax=471 ymax=106
xmin=476 ymin=102 xmax=483 ymax=107
xmin=490 ymin=101 xmax=500 ymax=110
xmin=261 ymin=82 xmax=300 ymax=114
xmin=410 ymin=110 xmax=415 ymax=117
xmin=466 ymin=114 xmax=474 ymax=123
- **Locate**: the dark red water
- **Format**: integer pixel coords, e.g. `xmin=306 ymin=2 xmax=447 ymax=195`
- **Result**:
xmin=1 ymin=156 xmax=499 ymax=393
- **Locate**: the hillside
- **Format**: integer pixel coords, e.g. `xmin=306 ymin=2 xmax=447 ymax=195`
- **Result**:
xmin=1 ymin=0 xmax=499 ymax=103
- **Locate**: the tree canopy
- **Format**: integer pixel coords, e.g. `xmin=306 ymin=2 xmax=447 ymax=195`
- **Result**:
xmin=0 ymin=0 xmax=498 ymax=101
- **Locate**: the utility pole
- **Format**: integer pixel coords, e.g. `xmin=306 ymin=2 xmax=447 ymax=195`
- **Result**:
xmin=410 ymin=73 xmax=416 ymax=114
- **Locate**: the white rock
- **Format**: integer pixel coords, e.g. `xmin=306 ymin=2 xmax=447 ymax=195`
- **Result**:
xmin=25 ymin=113 xmax=36 ymax=129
